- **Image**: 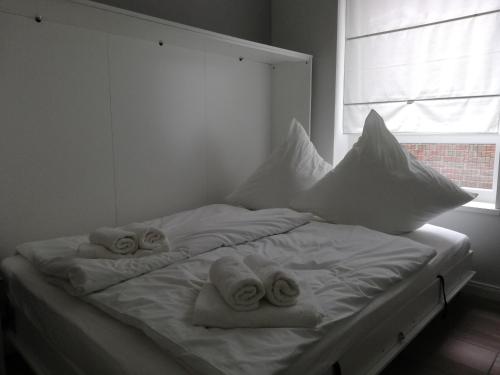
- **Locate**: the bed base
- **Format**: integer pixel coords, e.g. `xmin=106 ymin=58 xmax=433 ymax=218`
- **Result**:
xmin=4 ymin=251 xmax=474 ymax=375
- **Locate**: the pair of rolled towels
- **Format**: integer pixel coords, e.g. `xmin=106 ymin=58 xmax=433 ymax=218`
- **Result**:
xmin=84 ymin=223 xmax=170 ymax=256
xmin=209 ymin=254 xmax=300 ymax=311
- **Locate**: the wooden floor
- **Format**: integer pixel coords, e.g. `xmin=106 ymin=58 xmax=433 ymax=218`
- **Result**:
xmin=4 ymin=293 xmax=500 ymax=375
xmin=381 ymin=293 xmax=500 ymax=375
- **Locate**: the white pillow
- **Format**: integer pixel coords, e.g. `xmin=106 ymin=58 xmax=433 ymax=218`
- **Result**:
xmin=291 ymin=110 xmax=476 ymax=234
xmin=226 ymin=119 xmax=331 ymax=209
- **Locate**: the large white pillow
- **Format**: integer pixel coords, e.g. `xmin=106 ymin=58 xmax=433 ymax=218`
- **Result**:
xmin=291 ymin=110 xmax=476 ymax=234
xmin=226 ymin=119 xmax=331 ymax=209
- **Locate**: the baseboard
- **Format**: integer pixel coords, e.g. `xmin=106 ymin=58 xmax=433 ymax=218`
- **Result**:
xmin=462 ymin=280 xmax=500 ymax=302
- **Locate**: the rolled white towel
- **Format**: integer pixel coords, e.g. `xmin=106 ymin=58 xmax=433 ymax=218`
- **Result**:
xmin=209 ymin=256 xmax=265 ymax=311
xmin=244 ymin=254 xmax=300 ymax=306
xmin=123 ymin=223 xmax=170 ymax=250
xmin=88 ymin=227 xmax=138 ymax=255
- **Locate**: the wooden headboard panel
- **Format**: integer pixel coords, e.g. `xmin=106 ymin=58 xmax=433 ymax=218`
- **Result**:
xmin=0 ymin=0 xmax=311 ymax=257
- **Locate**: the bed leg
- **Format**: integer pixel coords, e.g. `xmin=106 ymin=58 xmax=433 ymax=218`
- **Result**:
xmin=332 ymin=361 xmax=342 ymax=375
xmin=437 ymin=275 xmax=448 ymax=319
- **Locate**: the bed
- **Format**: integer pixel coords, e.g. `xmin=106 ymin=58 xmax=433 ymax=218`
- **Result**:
xmin=1 ymin=204 xmax=474 ymax=375
xmin=0 ymin=1 xmax=476 ymax=374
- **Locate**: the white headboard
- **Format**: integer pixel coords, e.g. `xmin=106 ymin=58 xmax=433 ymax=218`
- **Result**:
xmin=0 ymin=0 xmax=312 ymax=257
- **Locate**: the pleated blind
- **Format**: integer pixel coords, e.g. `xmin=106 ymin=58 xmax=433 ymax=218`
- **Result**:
xmin=343 ymin=0 xmax=500 ymax=134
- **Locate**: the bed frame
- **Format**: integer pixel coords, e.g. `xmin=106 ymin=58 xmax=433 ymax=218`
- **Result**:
xmin=2 ymin=250 xmax=474 ymax=375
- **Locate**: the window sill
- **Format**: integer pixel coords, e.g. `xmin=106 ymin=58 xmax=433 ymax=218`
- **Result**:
xmin=456 ymin=201 xmax=500 ymax=216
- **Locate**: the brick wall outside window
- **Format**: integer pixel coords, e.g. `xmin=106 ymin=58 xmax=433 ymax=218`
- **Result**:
xmin=401 ymin=144 xmax=496 ymax=189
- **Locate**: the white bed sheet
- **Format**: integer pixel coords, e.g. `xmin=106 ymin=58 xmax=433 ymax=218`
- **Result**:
xmin=2 ymin=223 xmax=470 ymax=375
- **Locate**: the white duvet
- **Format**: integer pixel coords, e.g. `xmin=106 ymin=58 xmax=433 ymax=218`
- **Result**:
xmin=18 ymin=206 xmax=311 ymax=295
xmin=18 ymin=204 xmax=436 ymax=375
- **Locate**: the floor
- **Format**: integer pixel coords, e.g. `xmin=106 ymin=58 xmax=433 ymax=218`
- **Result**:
xmin=4 ymin=293 xmax=500 ymax=375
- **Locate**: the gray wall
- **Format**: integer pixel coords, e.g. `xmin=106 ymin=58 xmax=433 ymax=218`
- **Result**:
xmin=271 ymin=0 xmax=337 ymax=162
xmin=431 ymin=211 xmax=500 ymax=288
xmin=271 ymin=0 xmax=500 ymax=290
xmin=93 ymin=0 xmax=271 ymax=44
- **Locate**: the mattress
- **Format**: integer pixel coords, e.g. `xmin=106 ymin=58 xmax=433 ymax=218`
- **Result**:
xmin=1 ymin=223 xmax=470 ymax=375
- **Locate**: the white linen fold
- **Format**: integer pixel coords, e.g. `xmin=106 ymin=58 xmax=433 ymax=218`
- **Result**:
xmin=244 ymin=253 xmax=300 ymax=306
xmin=192 ymin=283 xmax=321 ymax=328
xmin=122 ymin=223 xmax=170 ymax=250
xmin=36 ymin=250 xmax=190 ymax=296
xmin=89 ymin=227 xmax=138 ymax=255
xmin=209 ymin=256 xmax=265 ymax=311
xmin=77 ymin=243 xmax=166 ymax=259
xmin=26 ymin=206 xmax=312 ymax=297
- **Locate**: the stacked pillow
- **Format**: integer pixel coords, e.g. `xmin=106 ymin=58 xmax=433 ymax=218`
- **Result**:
xmin=226 ymin=118 xmax=331 ymax=209
xmin=226 ymin=111 xmax=476 ymax=234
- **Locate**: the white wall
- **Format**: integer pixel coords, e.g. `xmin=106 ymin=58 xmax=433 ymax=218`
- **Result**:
xmin=0 ymin=8 xmax=272 ymax=256
xmin=271 ymin=0 xmax=500 ymax=290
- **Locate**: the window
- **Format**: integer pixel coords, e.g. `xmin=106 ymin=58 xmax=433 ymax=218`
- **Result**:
xmin=401 ymin=143 xmax=495 ymax=189
xmin=334 ymin=0 xmax=500 ymax=204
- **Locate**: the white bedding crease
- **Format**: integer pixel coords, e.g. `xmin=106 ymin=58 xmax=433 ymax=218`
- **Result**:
xmin=18 ymin=204 xmax=437 ymax=375
xmin=76 ymin=243 xmax=166 ymax=260
xmin=39 ymin=251 xmax=190 ymax=296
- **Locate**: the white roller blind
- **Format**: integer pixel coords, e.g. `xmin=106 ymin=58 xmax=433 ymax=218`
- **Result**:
xmin=343 ymin=1 xmax=500 ymax=134
xmin=347 ymin=0 xmax=500 ymax=37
